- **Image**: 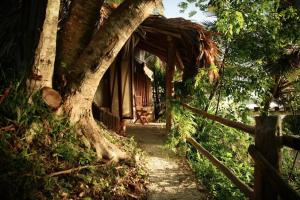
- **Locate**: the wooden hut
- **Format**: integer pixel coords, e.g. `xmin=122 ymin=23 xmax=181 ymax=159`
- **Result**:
xmin=93 ymin=8 xmax=218 ymax=133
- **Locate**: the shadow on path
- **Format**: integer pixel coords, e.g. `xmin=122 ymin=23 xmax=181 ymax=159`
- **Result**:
xmin=127 ymin=124 xmax=208 ymax=200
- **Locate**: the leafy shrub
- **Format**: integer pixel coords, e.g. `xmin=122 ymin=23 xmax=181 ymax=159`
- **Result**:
xmin=168 ymin=103 xmax=254 ymax=200
xmin=0 ymin=81 xmax=147 ymax=199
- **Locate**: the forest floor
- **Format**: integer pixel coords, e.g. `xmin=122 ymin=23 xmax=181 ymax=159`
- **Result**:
xmin=127 ymin=123 xmax=208 ymax=200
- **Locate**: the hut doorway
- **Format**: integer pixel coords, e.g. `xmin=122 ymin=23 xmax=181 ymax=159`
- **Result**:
xmin=92 ymin=49 xmax=165 ymax=133
xmin=133 ymin=52 xmax=166 ymax=124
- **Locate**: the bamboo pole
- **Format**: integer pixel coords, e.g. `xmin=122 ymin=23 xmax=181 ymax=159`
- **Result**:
xmin=248 ymin=145 xmax=300 ymax=200
xmin=186 ymin=136 xmax=254 ymax=199
xmin=181 ymin=103 xmax=255 ymax=135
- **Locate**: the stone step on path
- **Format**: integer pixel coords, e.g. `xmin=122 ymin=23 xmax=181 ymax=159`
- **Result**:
xmin=127 ymin=124 xmax=208 ymax=200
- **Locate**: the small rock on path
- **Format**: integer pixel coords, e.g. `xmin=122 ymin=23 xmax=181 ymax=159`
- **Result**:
xmin=127 ymin=124 xmax=208 ymax=200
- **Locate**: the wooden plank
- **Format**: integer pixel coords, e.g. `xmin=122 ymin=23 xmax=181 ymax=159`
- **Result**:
xmin=281 ymin=135 xmax=300 ymax=150
xmin=254 ymin=116 xmax=281 ymax=200
xmin=181 ymin=103 xmax=255 ymax=135
xmin=186 ymin=136 xmax=254 ymax=199
xmin=248 ymin=145 xmax=300 ymax=200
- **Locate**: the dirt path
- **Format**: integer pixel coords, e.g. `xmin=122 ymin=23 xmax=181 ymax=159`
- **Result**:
xmin=127 ymin=124 xmax=208 ymax=200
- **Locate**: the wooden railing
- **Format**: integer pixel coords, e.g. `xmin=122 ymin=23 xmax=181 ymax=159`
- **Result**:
xmin=248 ymin=145 xmax=300 ymax=200
xmin=181 ymin=102 xmax=300 ymax=200
xmin=186 ymin=136 xmax=254 ymax=198
xmin=98 ymin=108 xmax=120 ymax=132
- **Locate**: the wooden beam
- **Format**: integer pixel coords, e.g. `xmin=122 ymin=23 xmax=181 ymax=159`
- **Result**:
xmin=139 ymin=39 xmax=167 ymax=53
xmin=186 ymin=136 xmax=254 ymax=199
xmin=137 ymin=42 xmax=167 ymax=62
xmin=175 ymin=50 xmax=184 ymax=71
xmin=139 ymin=40 xmax=184 ymax=72
xmin=254 ymin=116 xmax=281 ymax=200
xmin=281 ymin=135 xmax=300 ymax=150
xmin=181 ymin=103 xmax=255 ymax=135
xmin=248 ymin=145 xmax=300 ymax=200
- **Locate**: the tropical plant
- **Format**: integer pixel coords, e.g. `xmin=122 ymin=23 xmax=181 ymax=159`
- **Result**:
xmin=170 ymin=0 xmax=300 ymax=199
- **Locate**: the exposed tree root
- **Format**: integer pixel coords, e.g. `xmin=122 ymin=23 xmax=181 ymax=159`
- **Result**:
xmin=76 ymin=115 xmax=128 ymax=162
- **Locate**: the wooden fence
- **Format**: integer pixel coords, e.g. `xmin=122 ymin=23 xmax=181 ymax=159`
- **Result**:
xmin=181 ymin=102 xmax=300 ymax=200
xmin=98 ymin=108 xmax=120 ymax=132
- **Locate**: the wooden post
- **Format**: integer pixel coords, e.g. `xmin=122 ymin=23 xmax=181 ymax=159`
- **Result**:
xmin=116 ymin=51 xmax=125 ymax=135
xmin=249 ymin=145 xmax=300 ymax=200
xmin=165 ymin=36 xmax=176 ymax=133
xmin=254 ymin=116 xmax=282 ymax=200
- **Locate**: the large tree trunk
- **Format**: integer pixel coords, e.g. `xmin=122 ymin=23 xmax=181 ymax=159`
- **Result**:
xmin=63 ymin=0 xmax=163 ymax=160
xmin=56 ymin=0 xmax=104 ymax=91
xmin=27 ymin=0 xmax=60 ymax=92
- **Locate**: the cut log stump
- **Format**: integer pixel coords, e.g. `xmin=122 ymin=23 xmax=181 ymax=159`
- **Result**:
xmin=41 ymin=87 xmax=62 ymax=110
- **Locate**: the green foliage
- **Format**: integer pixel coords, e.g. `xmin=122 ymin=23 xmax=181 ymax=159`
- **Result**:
xmin=281 ymin=147 xmax=300 ymax=193
xmin=0 ymin=80 xmax=147 ymax=199
xmin=188 ymin=119 xmax=254 ymax=200
xmin=166 ymin=103 xmax=197 ymax=151
xmin=168 ymin=98 xmax=254 ymax=199
xmin=284 ymin=115 xmax=300 ymax=136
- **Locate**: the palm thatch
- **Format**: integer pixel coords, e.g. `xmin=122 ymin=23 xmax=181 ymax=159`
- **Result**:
xmin=137 ymin=15 xmax=218 ymax=82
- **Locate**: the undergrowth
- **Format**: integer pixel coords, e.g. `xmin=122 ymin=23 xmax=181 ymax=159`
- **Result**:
xmin=168 ymin=102 xmax=300 ymax=199
xmin=0 ymin=81 xmax=147 ymax=200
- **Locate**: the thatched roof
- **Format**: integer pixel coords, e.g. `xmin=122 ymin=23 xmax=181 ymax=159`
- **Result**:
xmin=100 ymin=4 xmax=218 ymax=81
xmin=137 ymin=15 xmax=218 ymax=81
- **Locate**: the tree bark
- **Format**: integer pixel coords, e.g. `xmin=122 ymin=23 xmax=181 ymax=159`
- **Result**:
xmin=64 ymin=0 xmax=163 ymax=122
xmin=63 ymin=0 xmax=163 ymax=160
xmin=27 ymin=0 xmax=60 ymax=92
xmin=56 ymin=0 xmax=104 ymax=90
xmin=254 ymin=116 xmax=282 ymax=200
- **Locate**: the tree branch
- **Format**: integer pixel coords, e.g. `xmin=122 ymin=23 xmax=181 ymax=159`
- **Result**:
xmin=46 ymin=163 xmax=110 ymax=177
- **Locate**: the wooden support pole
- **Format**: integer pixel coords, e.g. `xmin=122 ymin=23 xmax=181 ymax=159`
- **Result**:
xmin=249 ymin=145 xmax=300 ymax=200
xmin=280 ymin=135 xmax=300 ymax=150
xmin=175 ymin=50 xmax=184 ymax=71
xmin=186 ymin=136 xmax=254 ymax=199
xmin=181 ymin=103 xmax=255 ymax=135
xmin=116 ymin=53 xmax=123 ymax=120
xmin=165 ymin=36 xmax=176 ymax=133
xmin=116 ymin=52 xmax=125 ymax=135
xmin=254 ymin=116 xmax=282 ymax=200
